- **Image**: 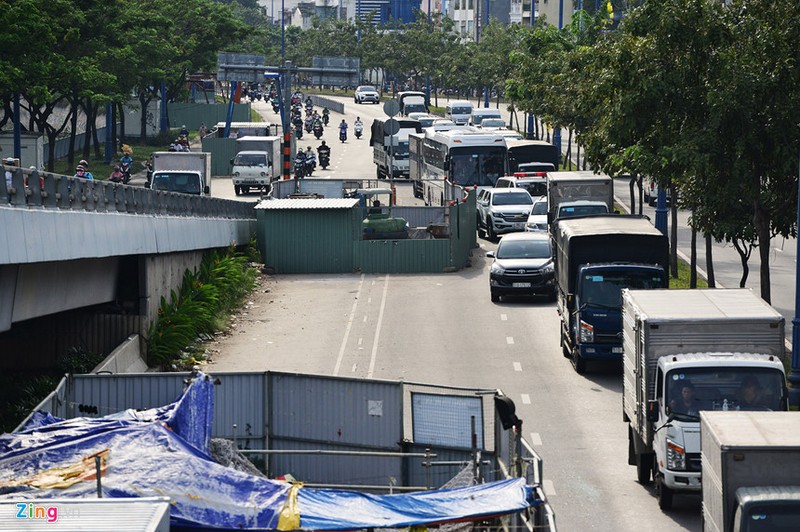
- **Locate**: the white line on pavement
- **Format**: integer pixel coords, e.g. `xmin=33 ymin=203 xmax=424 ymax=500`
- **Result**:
xmin=506 ymin=337 xmax=515 ymax=345
xmin=333 ymin=274 xmax=364 ymax=376
xmin=513 ymin=362 xmax=522 ymax=372
xmin=367 ymin=275 xmax=389 ymax=379
xmin=521 ymin=393 xmax=531 ymax=404
xmin=529 ymin=432 xmax=543 ymax=446
xmin=500 ymin=314 xmax=507 ymax=321
xmin=543 ymin=479 xmax=556 ymax=496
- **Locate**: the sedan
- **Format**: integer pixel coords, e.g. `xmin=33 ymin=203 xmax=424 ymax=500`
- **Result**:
xmin=486 ymin=232 xmax=556 ymax=302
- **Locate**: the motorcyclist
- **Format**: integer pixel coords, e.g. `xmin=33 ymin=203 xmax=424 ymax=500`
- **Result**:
xmin=354 ymin=117 xmax=364 ymax=138
xmin=339 ymin=119 xmax=348 ymax=142
xmin=318 ymin=141 xmax=331 ymax=168
xmin=78 ymin=159 xmax=94 ymax=180
xmin=305 ymin=146 xmax=316 ymax=167
xmin=305 ymin=96 xmax=313 ymax=109
xmin=109 ymin=165 xmax=125 ymax=183
xmin=321 ymin=108 xmax=330 ymax=125
xmin=120 ymin=153 xmax=133 ymax=169
xmin=293 ymin=150 xmax=307 ymax=178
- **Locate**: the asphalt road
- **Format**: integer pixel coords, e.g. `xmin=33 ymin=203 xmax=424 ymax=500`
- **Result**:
xmin=204 ymin=95 xmax=705 ymax=530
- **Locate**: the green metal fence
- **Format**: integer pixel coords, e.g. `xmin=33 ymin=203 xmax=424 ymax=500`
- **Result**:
xmin=200 ymin=137 xmax=238 ymax=177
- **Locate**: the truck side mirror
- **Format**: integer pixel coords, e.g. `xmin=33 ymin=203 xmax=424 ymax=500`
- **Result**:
xmin=230 ymin=159 xmax=234 ymax=165
xmin=547 ymin=212 xmax=553 ymax=225
xmin=647 ymin=400 xmax=659 ymax=422
xmin=203 ymin=186 xmax=210 ymax=194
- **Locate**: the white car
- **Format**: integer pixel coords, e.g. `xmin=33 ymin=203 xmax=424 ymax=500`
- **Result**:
xmin=479 ymin=118 xmax=506 ymax=130
xmin=476 ymin=188 xmax=534 ymax=240
xmin=354 ymin=85 xmax=380 ymax=104
xmin=525 ymin=196 xmax=548 ymax=232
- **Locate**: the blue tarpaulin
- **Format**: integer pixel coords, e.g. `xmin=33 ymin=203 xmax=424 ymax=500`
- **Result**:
xmin=0 ymin=373 xmax=537 ymax=530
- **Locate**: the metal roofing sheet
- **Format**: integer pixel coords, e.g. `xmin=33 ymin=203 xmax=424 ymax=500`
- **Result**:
xmin=255 ymin=198 xmax=359 ymax=210
xmin=0 ymin=497 xmax=170 ymax=531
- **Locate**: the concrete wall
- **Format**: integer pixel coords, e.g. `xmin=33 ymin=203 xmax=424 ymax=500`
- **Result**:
xmin=141 ymin=250 xmax=206 ymax=337
xmin=93 ymin=335 xmax=148 ymax=374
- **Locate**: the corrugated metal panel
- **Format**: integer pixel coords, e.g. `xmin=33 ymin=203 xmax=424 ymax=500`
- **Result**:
xmin=411 ymin=392 xmax=484 ymax=449
xmin=405 ymin=445 xmax=495 ymax=488
xmin=71 ymin=373 xmax=187 ymax=418
xmin=257 ymin=198 xmax=359 ymax=210
xmin=269 ymin=373 xmax=403 ymax=449
xmin=355 ymin=239 xmax=451 ymax=273
xmin=15 ymin=376 xmax=70 ymax=431
xmin=0 ymin=497 xmax=170 ymax=531
xmin=270 ymin=179 xmax=299 ymax=198
xmin=210 ymin=372 xmax=267 ymax=448
xmin=268 ymin=439 xmax=403 ymax=488
xmin=261 ymin=207 xmax=357 ymax=273
xmin=200 ymin=137 xmax=238 ymax=177
xmin=391 ymin=206 xmax=445 ymax=228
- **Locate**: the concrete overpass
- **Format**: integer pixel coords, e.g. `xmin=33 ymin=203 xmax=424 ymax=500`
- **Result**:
xmin=0 ymin=166 xmax=256 ymax=370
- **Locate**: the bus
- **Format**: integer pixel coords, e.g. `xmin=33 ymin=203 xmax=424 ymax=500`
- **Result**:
xmin=505 ymin=139 xmax=560 ymax=173
xmin=409 ymin=129 xmax=508 ymax=206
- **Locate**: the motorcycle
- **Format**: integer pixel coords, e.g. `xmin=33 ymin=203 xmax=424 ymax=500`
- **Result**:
xmin=354 ymin=123 xmax=363 ymax=139
xmin=305 ymin=155 xmax=315 ymax=177
xmin=305 ymin=118 xmax=313 ymax=134
xmin=313 ymin=123 xmax=323 ymax=139
xmin=322 ymin=112 xmax=329 ymax=126
xmin=295 ymin=123 xmax=303 ymax=140
xmin=293 ymin=156 xmax=306 ymax=178
xmin=120 ymin=162 xmax=132 ymax=184
xmin=319 ymin=152 xmax=330 ymax=170
xmin=272 ymin=101 xmax=280 ymax=113
xmin=339 ymin=129 xmax=347 ymax=143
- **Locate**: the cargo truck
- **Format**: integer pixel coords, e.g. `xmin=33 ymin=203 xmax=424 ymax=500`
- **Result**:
xmin=621 ymin=289 xmax=788 ymax=511
xmin=547 ymin=171 xmax=614 ymax=227
xmin=554 ymin=215 xmax=669 ymax=373
xmin=230 ymin=136 xmax=282 ymax=195
xmin=370 ymin=118 xmax=422 ymax=179
xmin=701 ymin=412 xmax=800 ymax=532
xmin=149 ymin=152 xmax=211 ymax=195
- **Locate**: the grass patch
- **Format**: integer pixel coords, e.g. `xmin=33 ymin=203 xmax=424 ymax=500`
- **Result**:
xmin=670 ymin=259 xmax=709 ymax=289
xmin=146 ymin=243 xmax=261 ymax=370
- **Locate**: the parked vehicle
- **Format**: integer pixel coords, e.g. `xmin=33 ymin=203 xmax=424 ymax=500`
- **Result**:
xmin=397 ymin=91 xmax=428 ymax=116
xmin=354 ymin=85 xmax=380 ymax=104
xmin=486 ymin=232 xmax=556 ymax=302
xmin=370 ymin=118 xmax=422 ymax=179
xmin=470 ymin=108 xmax=502 ymax=127
xmin=445 ymin=100 xmax=473 ymax=125
xmin=547 ymin=171 xmax=614 ymax=228
xmin=525 ymin=196 xmax=548 ymax=232
xmin=621 ymin=288 xmax=788 ymax=511
xmin=554 ymin=216 xmax=669 ymax=372
xmin=701 ymin=412 xmax=800 ymax=532
xmin=476 ymin=188 xmax=534 ymax=240
xmin=149 ymin=152 xmax=211 ymax=195
xmin=230 ymin=136 xmax=282 ymax=195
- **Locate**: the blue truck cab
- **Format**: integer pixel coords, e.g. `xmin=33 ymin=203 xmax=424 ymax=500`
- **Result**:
xmin=553 ymin=215 xmax=669 ymax=373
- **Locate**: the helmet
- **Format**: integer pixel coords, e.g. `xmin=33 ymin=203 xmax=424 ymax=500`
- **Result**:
xmin=321 ymin=141 xmax=326 ymax=145
xmin=79 ymin=159 xmax=88 ymax=167
xmin=181 ymin=125 xmax=186 ymax=128
xmin=75 ymin=165 xmax=85 ymax=172
xmin=307 ymin=146 xmax=312 ymax=150
xmin=5 ymin=157 xmax=14 ymax=164
xmin=114 ymin=165 xmax=120 ymax=171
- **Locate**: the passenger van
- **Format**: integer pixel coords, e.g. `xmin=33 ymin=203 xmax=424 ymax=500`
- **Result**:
xmin=445 ymin=101 xmax=473 ymax=125
xmin=470 ymin=108 xmax=502 ymax=127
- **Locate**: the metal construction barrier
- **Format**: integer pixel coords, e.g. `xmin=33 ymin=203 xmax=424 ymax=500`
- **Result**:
xmin=310 ymin=95 xmax=344 ymax=115
xmin=1 ymin=165 xmax=255 ymax=219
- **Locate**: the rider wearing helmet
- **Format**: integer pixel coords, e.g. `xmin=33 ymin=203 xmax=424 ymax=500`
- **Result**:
xmin=77 ymin=160 xmax=94 ymax=180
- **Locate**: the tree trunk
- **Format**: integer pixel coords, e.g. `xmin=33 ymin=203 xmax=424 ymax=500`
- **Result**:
xmin=91 ymin=103 xmax=102 ymax=160
xmin=636 ymin=175 xmax=643 ymax=214
xmin=565 ymin=129 xmax=572 ymax=169
xmin=669 ymin=182 xmax=678 ymax=278
xmin=82 ymin=99 xmax=92 ymax=161
xmin=705 ymin=233 xmax=716 ymax=288
xmin=67 ymin=98 xmax=79 ymax=168
xmin=629 ymin=176 xmax=636 ymax=215
xmin=690 ymin=217 xmax=697 ymax=288
xmin=139 ymin=92 xmax=151 ymax=142
xmin=754 ymin=195 xmax=772 ymax=303
xmin=733 ymin=239 xmax=752 ymax=288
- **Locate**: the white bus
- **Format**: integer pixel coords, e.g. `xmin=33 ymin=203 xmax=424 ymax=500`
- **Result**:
xmin=409 ymin=130 xmax=508 ymax=205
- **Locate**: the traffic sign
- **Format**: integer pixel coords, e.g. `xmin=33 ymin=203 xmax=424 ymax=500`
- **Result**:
xmin=383 ymin=119 xmax=400 ymax=136
xmin=383 ymin=100 xmax=400 ymax=117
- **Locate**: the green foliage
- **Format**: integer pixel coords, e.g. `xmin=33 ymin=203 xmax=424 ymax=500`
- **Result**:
xmin=147 ymin=246 xmax=258 ymax=369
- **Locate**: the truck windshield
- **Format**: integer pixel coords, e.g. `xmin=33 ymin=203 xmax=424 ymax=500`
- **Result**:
xmin=580 ymin=270 xmax=665 ymax=307
xmin=666 ymin=369 xmax=785 ymax=420
xmin=740 ymin=504 xmax=800 ymax=531
xmin=558 ymin=204 xmax=609 ymax=218
xmin=450 ymin=146 xmax=506 ymax=187
xmin=152 ymin=172 xmax=202 ymax=194
xmin=393 ymin=141 xmax=410 ymax=158
xmin=234 ymin=154 xmax=267 ymax=166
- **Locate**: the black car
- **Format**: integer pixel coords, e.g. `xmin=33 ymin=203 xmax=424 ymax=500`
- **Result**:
xmin=486 ymin=232 xmax=556 ymax=302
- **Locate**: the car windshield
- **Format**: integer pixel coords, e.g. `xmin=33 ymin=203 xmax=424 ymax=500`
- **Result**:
xmin=492 ymin=192 xmax=533 ymax=206
xmin=558 ymin=204 xmax=608 ymax=218
xmin=497 ymin=238 xmax=551 ymax=259
xmin=522 ymin=182 xmax=547 ymax=197
xmin=531 ymin=201 xmax=548 ymax=215
xmin=518 ymin=163 xmax=555 ymax=173
xmin=233 ymin=154 xmax=267 ymax=166
xmin=580 ymin=270 xmax=666 ymax=307
xmin=449 ymin=146 xmax=506 ymax=187
xmin=452 ymin=107 xmax=472 ymax=114
xmin=481 ymin=119 xmax=505 ymax=128
xmin=359 ymin=86 xmax=376 ymax=92
xmin=665 ymin=369 xmax=785 ymax=421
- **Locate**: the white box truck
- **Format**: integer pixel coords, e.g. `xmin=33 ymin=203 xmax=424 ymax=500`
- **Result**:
xmin=230 ymin=136 xmax=282 ymax=195
xmin=149 ymin=152 xmax=211 ymax=195
xmin=701 ymin=412 xmax=800 ymax=532
xmin=546 ymin=171 xmax=614 ymax=226
xmin=621 ymin=289 xmax=788 ymax=511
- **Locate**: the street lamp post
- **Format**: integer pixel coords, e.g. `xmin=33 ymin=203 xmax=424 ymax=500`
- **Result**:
xmin=425 ymin=0 xmax=431 ymax=103
xmin=789 ymin=154 xmax=800 ymax=406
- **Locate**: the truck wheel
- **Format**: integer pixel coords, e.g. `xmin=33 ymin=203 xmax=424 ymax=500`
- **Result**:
xmin=243 ymin=186 xmax=250 ymax=194
xmin=234 ymin=185 xmax=241 ymax=196
xmin=491 ymin=289 xmax=500 ymax=303
xmin=572 ymin=352 xmax=587 ymax=374
xmin=636 ymin=452 xmax=653 ymax=485
xmin=657 ymin=477 xmax=673 ymax=510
